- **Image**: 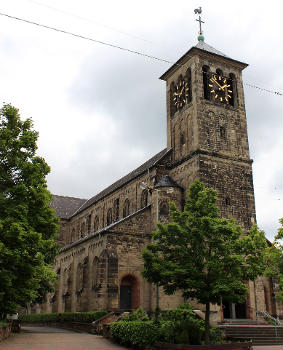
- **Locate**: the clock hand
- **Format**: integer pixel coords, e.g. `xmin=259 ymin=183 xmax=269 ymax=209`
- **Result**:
xmin=211 ymin=77 xmax=222 ymax=89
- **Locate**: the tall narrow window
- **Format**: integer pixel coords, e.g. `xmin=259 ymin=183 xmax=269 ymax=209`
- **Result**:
xmin=225 ymin=197 xmax=231 ymax=206
xmin=220 ymin=126 xmax=226 ymax=139
xmin=141 ymin=189 xmax=148 ymax=208
xmin=123 ymin=199 xmax=130 ymax=218
xmin=114 ymin=198 xmax=119 ymax=221
xmin=203 ymin=65 xmax=210 ymax=100
xmin=185 ymin=68 xmax=192 ymax=103
xmin=106 ymin=208 xmax=112 ymax=226
xmin=94 ymin=216 xmax=99 ymax=232
xmin=86 ymin=214 xmax=92 ymax=234
xmin=228 ymin=73 xmax=235 ymax=107
xmin=81 ymin=222 xmax=86 ymax=238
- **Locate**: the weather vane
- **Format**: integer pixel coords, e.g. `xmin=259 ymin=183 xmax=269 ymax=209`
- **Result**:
xmin=194 ymin=7 xmax=205 ymax=42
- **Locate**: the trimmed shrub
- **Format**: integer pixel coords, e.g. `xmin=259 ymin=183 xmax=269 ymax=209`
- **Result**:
xmin=110 ymin=321 xmax=160 ymax=349
xmin=19 ymin=311 xmax=107 ymax=323
xmin=159 ymin=319 xmax=204 ymax=345
xmin=119 ymin=307 xmax=149 ymax=322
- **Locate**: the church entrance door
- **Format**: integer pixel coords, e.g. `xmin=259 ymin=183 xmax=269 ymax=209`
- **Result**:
xmin=223 ymin=302 xmax=247 ymax=319
xmin=119 ymin=275 xmax=139 ymax=310
xmin=120 ymin=286 xmax=132 ymax=309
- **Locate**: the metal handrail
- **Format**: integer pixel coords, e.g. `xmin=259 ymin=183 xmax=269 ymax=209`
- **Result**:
xmin=256 ymin=310 xmax=281 ymax=325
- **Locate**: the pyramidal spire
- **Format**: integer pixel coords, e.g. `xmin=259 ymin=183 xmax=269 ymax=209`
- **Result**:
xmin=194 ymin=7 xmax=205 ymax=42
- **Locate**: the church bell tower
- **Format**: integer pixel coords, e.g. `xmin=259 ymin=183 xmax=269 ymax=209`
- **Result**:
xmin=159 ymin=10 xmax=256 ymax=230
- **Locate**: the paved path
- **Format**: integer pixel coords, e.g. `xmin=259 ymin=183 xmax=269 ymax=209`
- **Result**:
xmin=1 ymin=326 xmax=281 ymax=350
xmin=0 ymin=326 xmax=129 ymax=350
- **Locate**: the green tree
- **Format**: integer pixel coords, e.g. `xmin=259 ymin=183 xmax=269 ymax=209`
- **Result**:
xmin=142 ymin=180 xmax=267 ymax=344
xmin=264 ymin=218 xmax=283 ymax=300
xmin=0 ymin=104 xmax=58 ymax=317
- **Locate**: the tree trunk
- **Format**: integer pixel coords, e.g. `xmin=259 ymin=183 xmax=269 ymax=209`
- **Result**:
xmin=205 ymin=301 xmax=210 ymax=344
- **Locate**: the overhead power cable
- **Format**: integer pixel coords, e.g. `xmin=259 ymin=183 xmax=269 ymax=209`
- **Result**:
xmin=27 ymin=0 xmax=154 ymax=44
xmin=0 ymin=11 xmax=282 ymax=97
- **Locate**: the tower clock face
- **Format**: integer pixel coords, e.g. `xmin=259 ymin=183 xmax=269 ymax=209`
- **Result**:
xmin=209 ymin=74 xmax=233 ymax=103
xmin=172 ymin=79 xmax=189 ymax=109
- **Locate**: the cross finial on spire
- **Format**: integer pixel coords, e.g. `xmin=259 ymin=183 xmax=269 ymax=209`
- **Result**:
xmin=194 ymin=7 xmax=205 ymax=42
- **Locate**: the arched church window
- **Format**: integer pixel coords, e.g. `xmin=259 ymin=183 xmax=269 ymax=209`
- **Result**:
xmin=159 ymin=202 xmax=169 ymax=216
xmin=141 ymin=189 xmax=148 ymax=208
xmin=92 ymin=257 xmax=99 ymax=289
xmin=114 ymin=198 xmax=119 ymax=221
xmin=94 ymin=216 xmax=99 ymax=232
xmin=86 ymin=214 xmax=92 ymax=234
xmin=76 ymin=263 xmax=83 ymax=292
xmin=81 ymin=222 xmax=85 ymax=238
xmin=220 ymin=126 xmax=226 ymax=139
xmin=82 ymin=257 xmax=88 ymax=289
xmin=123 ymin=199 xmax=130 ymax=218
xmin=180 ymin=132 xmax=185 ymax=147
xmin=71 ymin=228 xmax=75 ymax=243
xmin=106 ymin=208 xmax=112 ymax=226
xmin=225 ymin=197 xmax=231 ymax=206
xmin=202 ymin=65 xmax=210 ymax=100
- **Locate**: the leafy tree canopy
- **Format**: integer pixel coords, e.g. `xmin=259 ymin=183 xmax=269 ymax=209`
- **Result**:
xmin=0 ymin=104 xmax=59 ymax=316
xmin=264 ymin=218 xmax=283 ymax=300
xmin=142 ymin=180 xmax=267 ymax=343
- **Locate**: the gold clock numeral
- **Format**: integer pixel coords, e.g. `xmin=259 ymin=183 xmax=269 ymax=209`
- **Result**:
xmin=215 ymin=94 xmax=218 ymax=99
xmin=225 ymin=97 xmax=228 ymax=102
xmin=220 ymin=97 xmax=223 ymax=102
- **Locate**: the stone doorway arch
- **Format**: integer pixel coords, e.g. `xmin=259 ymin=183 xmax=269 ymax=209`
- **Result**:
xmin=119 ymin=275 xmax=139 ymax=310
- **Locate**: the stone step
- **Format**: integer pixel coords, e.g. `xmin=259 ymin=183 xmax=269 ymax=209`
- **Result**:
xmin=221 ymin=325 xmax=283 ymax=346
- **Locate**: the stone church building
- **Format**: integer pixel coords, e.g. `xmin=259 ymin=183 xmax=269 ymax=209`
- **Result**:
xmin=38 ymin=38 xmax=282 ymax=322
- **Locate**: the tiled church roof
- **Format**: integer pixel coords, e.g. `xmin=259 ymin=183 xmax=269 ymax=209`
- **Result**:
xmin=51 ymin=195 xmax=87 ymax=219
xmin=73 ymin=148 xmax=172 ymax=217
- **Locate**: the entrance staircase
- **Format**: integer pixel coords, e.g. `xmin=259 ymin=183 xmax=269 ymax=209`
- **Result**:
xmin=220 ymin=320 xmax=283 ymax=346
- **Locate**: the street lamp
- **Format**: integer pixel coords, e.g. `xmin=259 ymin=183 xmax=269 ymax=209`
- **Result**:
xmin=140 ymin=181 xmax=173 ymax=311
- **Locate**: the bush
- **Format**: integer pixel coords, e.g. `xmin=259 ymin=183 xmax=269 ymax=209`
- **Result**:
xmin=19 ymin=311 xmax=107 ymax=323
xmin=120 ymin=307 xmax=149 ymax=322
xmin=110 ymin=321 xmax=160 ymax=349
xmin=210 ymin=327 xmax=225 ymax=344
xmin=0 ymin=321 xmax=8 ymax=328
xmin=159 ymin=319 xmax=204 ymax=345
xmin=162 ymin=303 xmax=197 ymax=322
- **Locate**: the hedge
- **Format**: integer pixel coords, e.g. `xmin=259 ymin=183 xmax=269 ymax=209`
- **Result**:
xmin=110 ymin=321 xmax=160 ymax=349
xmin=19 ymin=311 xmax=108 ymax=323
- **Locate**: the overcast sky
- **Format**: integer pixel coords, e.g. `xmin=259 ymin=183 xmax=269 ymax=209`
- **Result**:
xmin=0 ymin=0 xmax=282 ymax=241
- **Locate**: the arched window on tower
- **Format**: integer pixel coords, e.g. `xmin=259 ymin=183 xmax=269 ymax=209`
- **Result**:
xmin=216 ymin=68 xmax=223 ymax=76
xmin=106 ymin=208 xmax=112 ymax=226
xmin=123 ymin=199 xmax=130 ymax=218
xmin=185 ymin=68 xmax=192 ymax=103
xmin=141 ymin=189 xmax=148 ymax=208
xmin=202 ymin=65 xmax=210 ymax=100
xmin=228 ymin=73 xmax=236 ymax=107
xmin=170 ymin=82 xmax=177 ymax=117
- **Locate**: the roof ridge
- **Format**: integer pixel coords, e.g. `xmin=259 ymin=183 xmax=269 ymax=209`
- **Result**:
xmin=72 ymin=147 xmax=171 ymax=216
xmin=52 ymin=194 xmax=88 ymax=201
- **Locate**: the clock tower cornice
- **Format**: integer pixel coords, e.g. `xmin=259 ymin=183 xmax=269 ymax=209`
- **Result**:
xmin=160 ymin=44 xmax=248 ymax=82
